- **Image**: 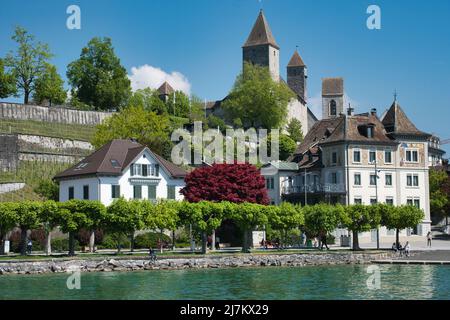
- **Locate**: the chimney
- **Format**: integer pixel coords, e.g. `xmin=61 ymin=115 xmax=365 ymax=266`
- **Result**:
xmin=370 ymin=108 xmax=377 ymax=116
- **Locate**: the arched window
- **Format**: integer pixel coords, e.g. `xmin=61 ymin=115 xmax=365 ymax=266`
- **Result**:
xmin=329 ymin=100 xmax=337 ymax=116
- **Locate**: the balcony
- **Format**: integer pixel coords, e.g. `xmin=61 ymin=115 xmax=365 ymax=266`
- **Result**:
xmin=282 ymin=183 xmax=345 ymax=195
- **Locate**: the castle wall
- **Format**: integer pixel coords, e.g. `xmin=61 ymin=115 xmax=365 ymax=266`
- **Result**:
xmin=0 ymin=102 xmax=112 ymax=125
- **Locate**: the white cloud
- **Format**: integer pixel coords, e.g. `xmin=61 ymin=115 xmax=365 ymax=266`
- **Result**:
xmin=128 ymin=64 xmax=191 ymax=95
xmin=307 ymin=92 xmax=358 ymax=120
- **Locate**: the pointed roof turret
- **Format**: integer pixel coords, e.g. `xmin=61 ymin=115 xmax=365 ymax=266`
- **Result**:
xmin=287 ymin=50 xmax=306 ymax=67
xmin=243 ymin=10 xmax=279 ymax=49
xmin=382 ymin=100 xmax=428 ymax=136
xmin=157 ymin=81 xmax=175 ymax=95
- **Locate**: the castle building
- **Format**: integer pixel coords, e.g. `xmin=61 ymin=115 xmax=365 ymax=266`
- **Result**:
xmin=206 ymin=10 xmax=318 ymax=133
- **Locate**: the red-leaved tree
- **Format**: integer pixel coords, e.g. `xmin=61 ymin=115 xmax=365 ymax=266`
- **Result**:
xmin=181 ymin=163 xmax=269 ymax=204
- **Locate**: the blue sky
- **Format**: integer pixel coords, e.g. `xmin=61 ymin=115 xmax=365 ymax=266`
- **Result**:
xmin=1 ymin=0 xmax=449 ymax=153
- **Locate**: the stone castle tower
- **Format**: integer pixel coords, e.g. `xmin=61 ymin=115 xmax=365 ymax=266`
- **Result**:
xmin=242 ymin=10 xmax=280 ymax=82
xmin=322 ymin=78 xmax=344 ymax=119
xmin=287 ymin=50 xmax=307 ymax=104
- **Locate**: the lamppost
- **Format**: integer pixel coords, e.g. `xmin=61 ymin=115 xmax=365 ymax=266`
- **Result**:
xmin=373 ymin=156 xmax=381 ymax=249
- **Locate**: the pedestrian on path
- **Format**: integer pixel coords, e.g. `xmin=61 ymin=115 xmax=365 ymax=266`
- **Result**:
xmin=427 ymin=231 xmax=432 ymax=247
xmin=404 ymin=241 xmax=411 ymax=257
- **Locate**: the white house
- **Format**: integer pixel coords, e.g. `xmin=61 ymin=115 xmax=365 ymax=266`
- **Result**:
xmin=54 ymin=139 xmax=186 ymax=206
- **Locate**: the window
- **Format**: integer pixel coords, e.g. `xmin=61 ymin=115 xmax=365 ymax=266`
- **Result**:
xmin=367 ymin=126 xmax=374 ymax=139
xmin=83 ymin=185 xmax=89 ymax=200
xmin=370 ymin=198 xmax=377 ymax=205
xmin=369 ymin=150 xmax=376 ymax=163
xmin=68 ymin=186 xmax=74 ymax=200
xmin=407 ymin=174 xmax=419 ymax=187
xmin=142 ymin=164 xmax=148 ymax=177
xmin=155 ymin=164 xmax=159 ymax=177
xmin=413 ymin=175 xmax=419 ymax=186
xmin=110 ymin=159 xmax=121 ymax=168
xmin=406 ymin=149 xmax=418 ymax=162
xmin=266 ymin=178 xmax=274 ymax=190
xmin=331 ymin=172 xmax=338 ymax=184
xmin=331 ymin=152 xmax=337 ymax=165
xmin=111 ymin=185 xmax=120 ymax=199
xmin=414 ymin=199 xmax=420 ymax=208
xmin=329 ymin=100 xmax=337 ymax=116
xmin=370 ymin=174 xmax=377 ymax=186
xmin=148 ymin=185 xmax=157 ymax=200
xmin=167 ymin=186 xmax=176 ymax=200
xmin=353 ymin=149 xmax=361 ymax=163
xmin=386 ymin=197 xmax=394 ymax=205
xmin=354 ymin=173 xmax=361 ymax=186
xmin=354 ymin=198 xmax=362 ymax=204
xmin=385 ymin=174 xmax=392 ymax=186
xmin=130 ymin=164 xmax=135 ymax=176
xmin=133 ymin=185 xmax=142 ymax=199
xmin=384 ymin=150 xmax=392 ymax=164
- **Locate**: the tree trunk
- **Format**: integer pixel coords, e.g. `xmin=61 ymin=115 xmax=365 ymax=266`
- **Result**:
xmin=24 ymin=89 xmax=29 ymax=105
xmin=201 ymin=232 xmax=207 ymax=254
xmin=0 ymin=234 xmax=5 ymax=255
xmin=89 ymin=230 xmax=95 ymax=253
xmin=211 ymin=229 xmax=216 ymax=251
xmin=160 ymin=229 xmax=164 ymax=254
xmin=242 ymin=229 xmax=250 ymax=253
xmin=44 ymin=232 xmax=52 ymax=255
xmin=352 ymin=230 xmax=360 ymax=251
xmin=20 ymin=228 xmax=27 ymax=256
xmin=172 ymin=230 xmax=176 ymax=250
xmin=396 ymin=229 xmax=400 ymax=249
xmin=130 ymin=232 xmax=135 ymax=252
xmin=68 ymin=232 xmax=76 ymax=256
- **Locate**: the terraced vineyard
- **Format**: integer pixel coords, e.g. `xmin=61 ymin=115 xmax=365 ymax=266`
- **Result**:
xmin=0 ymin=118 xmax=96 ymax=142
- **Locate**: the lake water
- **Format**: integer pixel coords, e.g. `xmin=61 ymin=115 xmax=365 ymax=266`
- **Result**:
xmin=1 ymin=264 xmax=449 ymax=300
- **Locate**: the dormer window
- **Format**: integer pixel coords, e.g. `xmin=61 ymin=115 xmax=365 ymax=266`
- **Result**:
xmin=367 ymin=125 xmax=374 ymax=138
xmin=110 ymin=159 xmax=121 ymax=168
xmin=75 ymin=162 xmax=88 ymax=170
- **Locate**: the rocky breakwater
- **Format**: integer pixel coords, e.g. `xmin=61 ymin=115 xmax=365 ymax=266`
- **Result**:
xmin=0 ymin=252 xmax=395 ymax=275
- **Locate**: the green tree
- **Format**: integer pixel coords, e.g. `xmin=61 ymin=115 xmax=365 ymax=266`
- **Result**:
xmin=39 ymin=200 xmax=60 ymax=255
xmin=57 ymin=200 xmax=93 ymax=256
xmin=92 ymin=104 xmax=172 ymax=158
xmin=0 ymin=58 xmax=17 ymax=98
xmin=230 ymin=202 xmax=269 ymax=253
xmin=77 ymin=200 xmax=107 ymax=253
xmin=0 ymin=203 xmax=18 ymax=255
xmin=222 ymin=62 xmax=295 ymax=129
xmin=5 ymin=26 xmax=52 ymax=104
xmin=342 ymin=204 xmax=381 ymax=251
xmin=129 ymin=88 xmax=167 ymax=115
xmin=429 ymin=168 xmax=449 ymax=224
xmin=286 ymin=118 xmax=303 ymax=143
xmin=67 ymin=37 xmax=131 ymax=110
xmin=16 ymin=201 xmax=42 ymax=255
xmin=267 ymin=202 xmax=304 ymax=248
xmin=33 ymin=63 xmax=66 ymax=106
xmin=34 ymin=179 xmax=59 ymax=201
xmin=381 ymin=205 xmax=424 ymax=249
xmin=279 ymin=134 xmax=297 ymax=161
xmin=303 ymin=204 xmax=343 ymax=245
xmin=105 ymin=198 xmax=145 ymax=253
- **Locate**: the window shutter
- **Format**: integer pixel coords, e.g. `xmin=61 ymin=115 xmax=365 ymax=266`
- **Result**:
xmin=148 ymin=185 xmax=157 ymax=200
xmin=130 ymin=164 xmax=135 ymax=176
xmin=155 ymin=164 xmax=159 ymax=177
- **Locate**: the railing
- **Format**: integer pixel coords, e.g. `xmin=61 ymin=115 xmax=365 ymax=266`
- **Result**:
xmin=282 ymin=183 xmax=345 ymax=194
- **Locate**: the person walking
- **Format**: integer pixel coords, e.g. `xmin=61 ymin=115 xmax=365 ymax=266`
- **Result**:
xmin=404 ymin=241 xmax=411 ymax=257
xmin=427 ymin=231 xmax=432 ymax=247
xmin=27 ymin=239 xmax=32 ymax=255
xmin=320 ymin=232 xmax=329 ymax=250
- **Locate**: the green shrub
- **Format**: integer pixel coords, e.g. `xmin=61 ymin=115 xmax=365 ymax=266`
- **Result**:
xmin=50 ymin=238 xmax=80 ymax=252
xmin=326 ymin=234 xmax=335 ymax=245
xmin=97 ymin=234 xmax=131 ymax=250
xmin=134 ymin=232 xmax=171 ymax=249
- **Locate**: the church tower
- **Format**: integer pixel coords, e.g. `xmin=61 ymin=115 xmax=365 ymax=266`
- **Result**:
xmin=287 ymin=50 xmax=307 ymax=104
xmin=322 ymin=78 xmax=344 ymax=119
xmin=242 ymin=10 xmax=280 ymax=82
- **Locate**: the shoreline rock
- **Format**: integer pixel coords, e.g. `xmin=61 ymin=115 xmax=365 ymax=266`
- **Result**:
xmin=0 ymin=252 xmax=395 ymax=276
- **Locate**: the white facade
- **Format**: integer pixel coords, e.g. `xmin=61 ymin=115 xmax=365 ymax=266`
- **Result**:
xmin=59 ymin=149 xmax=185 ymax=206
